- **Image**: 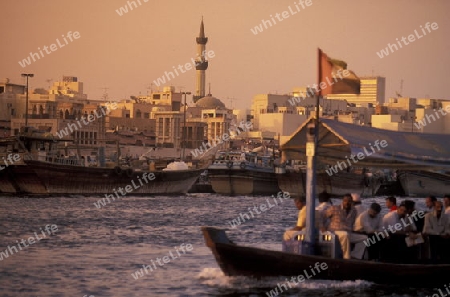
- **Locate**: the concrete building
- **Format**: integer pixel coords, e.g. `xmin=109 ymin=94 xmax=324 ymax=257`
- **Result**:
xmin=250 ymin=94 xmax=292 ymax=130
xmin=414 ymin=101 xmax=450 ymax=134
xmin=154 ymin=111 xmax=182 ymax=148
xmin=0 ymin=79 xmax=26 ymax=135
xmin=137 ymin=86 xmax=182 ymax=111
xmin=201 ymin=106 xmax=233 ymax=144
xmin=48 ymin=76 xmax=87 ymax=99
xmin=183 ymin=121 xmax=208 ymax=149
xmin=259 ymin=113 xmax=308 ymax=138
xmin=326 ymin=76 xmax=386 ymax=106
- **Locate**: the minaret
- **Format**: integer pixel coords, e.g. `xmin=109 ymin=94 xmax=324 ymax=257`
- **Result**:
xmin=194 ymin=18 xmax=208 ymax=103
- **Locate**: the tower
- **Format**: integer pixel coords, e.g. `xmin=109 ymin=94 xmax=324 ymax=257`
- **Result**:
xmin=193 ymin=18 xmax=208 ymax=103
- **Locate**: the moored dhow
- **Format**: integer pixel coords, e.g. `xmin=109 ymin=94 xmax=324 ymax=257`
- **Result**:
xmin=207 ymin=150 xmax=280 ymax=195
xmin=276 ymin=163 xmax=382 ymax=198
xmin=24 ymin=159 xmax=201 ymax=195
xmin=397 ymin=170 xmax=450 ymax=197
xmin=1 ymin=129 xmax=203 ymax=195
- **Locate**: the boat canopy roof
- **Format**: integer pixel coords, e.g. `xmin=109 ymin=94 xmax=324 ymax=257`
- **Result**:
xmin=281 ymin=117 xmax=450 ymax=169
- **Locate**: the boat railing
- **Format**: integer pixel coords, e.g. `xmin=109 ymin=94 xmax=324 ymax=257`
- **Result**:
xmin=43 ymin=154 xmax=84 ymax=166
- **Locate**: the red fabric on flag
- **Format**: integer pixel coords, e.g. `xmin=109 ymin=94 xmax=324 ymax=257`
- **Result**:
xmin=318 ymin=48 xmax=334 ymax=97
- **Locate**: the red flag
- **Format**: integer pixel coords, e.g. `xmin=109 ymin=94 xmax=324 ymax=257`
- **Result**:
xmin=317 ymin=48 xmax=360 ymax=97
xmin=318 ymin=48 xmax=333 ymax=97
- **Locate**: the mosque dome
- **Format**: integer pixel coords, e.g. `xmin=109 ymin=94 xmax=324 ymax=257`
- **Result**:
xmin=195 ymin=95 xmax=226 ymax=109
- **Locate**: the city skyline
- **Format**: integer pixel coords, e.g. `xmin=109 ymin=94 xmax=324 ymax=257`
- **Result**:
xmin=1 ymin=0 xmax=449 ymax=109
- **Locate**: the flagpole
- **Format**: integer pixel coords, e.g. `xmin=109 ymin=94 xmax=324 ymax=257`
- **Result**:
xmin=304 ymin=48 xmax=320 ymax=255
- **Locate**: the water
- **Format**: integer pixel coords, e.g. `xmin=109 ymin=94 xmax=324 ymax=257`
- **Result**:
xmin=0 ymin=194 xmax=443 ymax=296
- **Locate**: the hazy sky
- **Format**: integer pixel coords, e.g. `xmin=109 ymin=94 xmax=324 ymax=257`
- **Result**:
xmin=1 ymin=0 xmax=448 ymax=110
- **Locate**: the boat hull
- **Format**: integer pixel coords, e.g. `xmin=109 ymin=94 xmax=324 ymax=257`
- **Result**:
xmin=202 ymin=227 xmax=450 ymax=287
xmin=398 ymin=170 xmax=450 ymax=197
xmin=276 ymin=169 xmax=381 ymax=198
xmin=0 ymin=165 xmax=48 ymax=194
xmin=24 ymin=160 xmax=202 ymax=195
xmin=207 ymin=164 xmax=280 ymax=195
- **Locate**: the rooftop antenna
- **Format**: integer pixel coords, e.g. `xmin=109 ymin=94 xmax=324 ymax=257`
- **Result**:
xmin=396 ymin=79 xmax=403 ymax=98
xmin=100 ymin=87 xmax=109 ymax=101
xmin=227 ymin=96 xmax=235 ymax=109
xmin=147 ymin=83 xmax=154 ymax=95
xmin=45 ymin=78 xmax=53 ymax=89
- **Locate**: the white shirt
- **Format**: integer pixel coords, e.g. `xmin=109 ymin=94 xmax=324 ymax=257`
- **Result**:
xmin=354 ymin=210 xmax=382 ymax=233
xmin=423 ymin=212 xmax=450 ymax=235
xmin=382 ymin=211 xmax=416 ymax=232
xmin=315 ymin=202 xmax=332 ymax=229
xmin=316 ymin=202 xmax=332 ymax=212
xmin=354 ymin=204 xmax=367 ymax=217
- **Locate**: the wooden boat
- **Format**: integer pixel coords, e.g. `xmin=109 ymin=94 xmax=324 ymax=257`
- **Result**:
xmin=202 ymin=226 xmax=450 ymax=287
xmin=276 ymin=166 xmax=382 ymax=198
xmin=207 ymin=151 xmax=280 ymax=195
xmin=397 ymin=170 xmax=450 ymax=197
xmin=1 ymin=129 xmax=203 ymax=195
xmin=25 ymin=159 xmax=202 ymax=195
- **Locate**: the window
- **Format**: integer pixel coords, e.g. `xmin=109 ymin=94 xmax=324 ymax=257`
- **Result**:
xmin=136 ymin=109 xmax=142 ymax=118
xmin=153 ymin=94 xmax=161 ymax=100
xmin=158 ymin=118 xmax=163 ymax=136
xmin=144 ymin=113 xmax=150 ymax=119
xmin=165 ymin=118 xmax=170 ymax=137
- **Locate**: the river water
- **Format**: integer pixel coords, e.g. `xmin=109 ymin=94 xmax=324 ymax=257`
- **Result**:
xmin=0 ymin=194 xmax=443 ymax=297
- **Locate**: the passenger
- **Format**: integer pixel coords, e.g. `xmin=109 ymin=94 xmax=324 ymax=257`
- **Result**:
xmin=381 ymin=201 xmax=418 ymax=263
xmin=383 ymin=201 xmax=417 ymax=232
xmin=404 ymin=200 xmax=423 ymax=233
xmin=423 ymin=201 xmax=450 ymax=262
xmin=315 ymin=191 xmax=332 ymax=230
xmin=385 ymin=196 xmax=397 ymax=212
xmin=322 ymin=193 xmax=368 ymax=259
xmin=354 ymin=202 xmax=382 ymax=260
xmin=351 ymin=193 xmax=366 ymax=217
xmin=316 ymin=191 xmax=332 ymax=211
xmin=425 ymin=195 xmax=437 ymax=212
xmin=283 ymin=197 xmax=306 ymax=240
xmin=354 ymin=203 xmax=382 ymax=234
xmin=444 ymin=195 xmax=450 ymax=215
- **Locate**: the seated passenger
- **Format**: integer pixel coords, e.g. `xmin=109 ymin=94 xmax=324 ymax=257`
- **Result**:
xmin=385 ymin=196 xmax=397 ymax=212
xmin=283 ymin=197 xmax=306 ymax=240
xmin=381 ymin=202 xmax=419 ymax=263
xmin=404 ymin=200 xmax=423 ymax=233
xmin=423 ymin=201 xmax=450 ymax=262
xmin=354 ymin=203 xmax=382 ymax=260
xmin=354 ymin=203 xmax=382 ymax=234
xmin=323 ymin=194 xmax=367 ymax=259
xmin=444 ymin=195 xmax=450 ymax=215
xmin=425 ymin=195 xmax=437 ymax=212
xmin=315 ymin=191 xmax=332 ymax=230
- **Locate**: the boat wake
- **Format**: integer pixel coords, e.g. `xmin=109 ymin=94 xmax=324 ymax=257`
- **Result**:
xmin=197 ymin=268 xmax=373 ymax=290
